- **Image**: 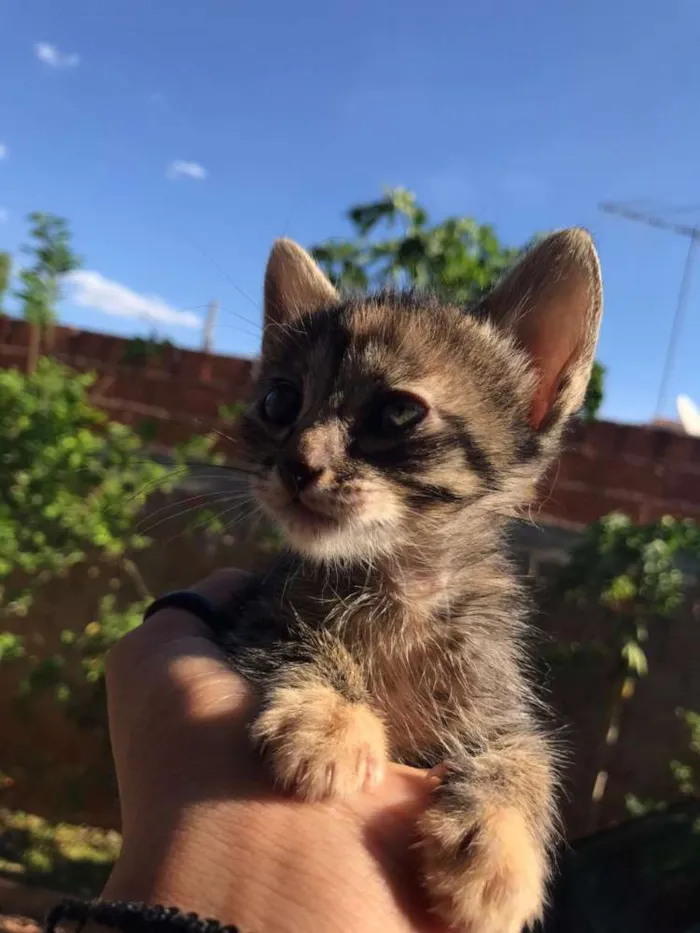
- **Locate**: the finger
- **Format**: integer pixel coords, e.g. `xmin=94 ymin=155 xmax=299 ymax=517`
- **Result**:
xmin=189 ymin=567 xmax=253 ymax=608
xmin=106 ymin=567 xmax=251 ymax=683
xmin=104 ymin=571 xmax=254 ymax=785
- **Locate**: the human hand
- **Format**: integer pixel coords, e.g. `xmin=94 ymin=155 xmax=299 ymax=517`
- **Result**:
xmin=102 ymin=570 xmax=446 ymax=933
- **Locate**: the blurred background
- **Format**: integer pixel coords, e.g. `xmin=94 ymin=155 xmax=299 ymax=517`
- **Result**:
xmin=1 ymin=1 xmax=700 ymax=930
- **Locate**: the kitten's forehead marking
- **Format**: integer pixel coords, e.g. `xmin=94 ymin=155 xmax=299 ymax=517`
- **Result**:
xmin=298 ymin=420 xmax=347 ymax=470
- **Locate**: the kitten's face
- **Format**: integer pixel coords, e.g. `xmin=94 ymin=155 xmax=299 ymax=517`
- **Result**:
xmin=238 ymin=298 xmax=538 ymax=561
xmin=237 ymin=233 xmax=602 ymax=563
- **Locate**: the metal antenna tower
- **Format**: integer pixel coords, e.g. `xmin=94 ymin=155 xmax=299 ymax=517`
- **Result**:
xmin=600 ymin=201 xmax=700 ymax=419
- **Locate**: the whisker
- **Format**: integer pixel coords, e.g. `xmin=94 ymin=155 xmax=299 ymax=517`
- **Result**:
xmin=205 ymin=425 xmax=241 ymax=448
xmin=119 ymin=462 xmax=260 ymax=510
xmin=138 ymin=493 xmax=246 ymax=537
xmin=125 ymin=467 xmax=192 ymax=504
xmin=135 ymin=489 xmax=253 ymax=533
xmin=183 ymin=456 xmax=263 ymax=478
xmin=221 ymin=505 xmax=258 ymax=536
xmin=154 ymin=497 xmax=254 ymax=547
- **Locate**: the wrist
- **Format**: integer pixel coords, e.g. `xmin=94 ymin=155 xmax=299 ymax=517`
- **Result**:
xmin=103 ymin=797 xmax=377 ymax=933
xmin=102 ymin=768 xmax=435 ymax=933
xmin=102 ymin=801 xmax=242 ymax=921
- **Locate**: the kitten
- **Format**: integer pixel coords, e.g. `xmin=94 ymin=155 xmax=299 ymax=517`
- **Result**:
xmin=219 ymin=231 xmax=603 ymax=933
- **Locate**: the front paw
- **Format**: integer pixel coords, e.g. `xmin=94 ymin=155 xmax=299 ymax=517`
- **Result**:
xmin=419 ymin=791 xmax=546 ymax=933
xmin=250 ymin=682 xmax=387 ymax=801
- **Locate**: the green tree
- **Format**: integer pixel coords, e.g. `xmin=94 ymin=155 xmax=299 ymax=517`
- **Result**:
xmin=310 ymin=188 xmax=604 ymax=417
xmin=15 ymin=212 xmax=81 ymax=373
xmin=557 ymin=513 xmax=700 ymax=831
xmin=670 ymin=708 xmax=700 ymax=797
xmin=0 ymin=360 xmax=221 ymax=805
xmin=310 ymin=187 xmax=520 ymax=301
xmin=626 ymin=707 xmax=700 ymax=816
xmin=0 ymin=360 xmax=167 ymax=623
xmin=0 ymin=360 xmax=220 ymax=718
xmin=582 ymin=361 xmax=606 ymax=422
xmin=0 ymin=251 xmax=10 ymax=313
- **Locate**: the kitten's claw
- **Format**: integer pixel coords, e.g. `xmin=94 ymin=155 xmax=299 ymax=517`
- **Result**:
xmin=426 ymin=760 xmax=459 ymax=783
xmin=251 ymin=683 xmax=387 ymax=801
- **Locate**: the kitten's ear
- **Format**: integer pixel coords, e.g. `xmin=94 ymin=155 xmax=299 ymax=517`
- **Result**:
xmin=263 ymin=238 xmax=338 ymax=331
xmin=479 ymin=228 xmax=602 ymax=432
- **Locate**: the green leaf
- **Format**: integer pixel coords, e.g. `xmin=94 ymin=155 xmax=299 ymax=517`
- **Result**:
xmin=0 ymin=632 xmax=25 ymax=662
xmin=621 ymin=639 xmax=648 ymax=676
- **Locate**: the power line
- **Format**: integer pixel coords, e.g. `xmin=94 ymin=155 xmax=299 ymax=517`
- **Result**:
xmin=600 ymin=201 xmax=700 ymax=418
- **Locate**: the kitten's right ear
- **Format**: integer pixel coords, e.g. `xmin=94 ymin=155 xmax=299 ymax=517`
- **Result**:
xmin=479 ymin=228 xmax=603 ymax=433
xmin=263 ymin=239 xmax=338 ymax=334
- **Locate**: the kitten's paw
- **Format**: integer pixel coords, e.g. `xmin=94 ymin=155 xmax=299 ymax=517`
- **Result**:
xmin=251 ymin=683 xmax=387 ymax=801
xmin=419 ymin=794 xmax=546 ymax=933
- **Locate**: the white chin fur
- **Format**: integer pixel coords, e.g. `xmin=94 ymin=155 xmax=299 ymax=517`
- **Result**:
xmin=278 ymin=516 xmax=393 ymax=563
xmin=254 ymin=477 xmax=401 ymax=563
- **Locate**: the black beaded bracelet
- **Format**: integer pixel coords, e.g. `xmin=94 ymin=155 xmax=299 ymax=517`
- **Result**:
xmin=45 ymin=898 xmax=243 ymax=933
xmin=143 ymin=591 xmax=230 ymax=635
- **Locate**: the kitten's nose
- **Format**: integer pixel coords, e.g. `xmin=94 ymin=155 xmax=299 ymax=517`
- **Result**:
xmin=279 ymin=458 xmax=323 ymax=496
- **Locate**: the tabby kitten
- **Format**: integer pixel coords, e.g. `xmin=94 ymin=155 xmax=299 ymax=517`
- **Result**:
xmin=220 ymin=231 xmax=603 ymax=933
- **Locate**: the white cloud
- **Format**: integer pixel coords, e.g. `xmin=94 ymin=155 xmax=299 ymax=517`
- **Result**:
xmin=35 ymin=42 xmax=80 ymax=69
xmin=0 ymin=143 xmax=7 ymax=160
xmin=166 ymin=160 xmax=207 ymax=181
xmin=0 ymin=208 xmax=8 ymax=224
xmin=66 ymin=270 xmax=202 ymax=329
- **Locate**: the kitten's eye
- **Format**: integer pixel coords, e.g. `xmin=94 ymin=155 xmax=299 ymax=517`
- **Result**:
xmin=377 ymin=393 xmax=429 ymax=432
xmin=261 ymin=383 xmax=302 ymax=426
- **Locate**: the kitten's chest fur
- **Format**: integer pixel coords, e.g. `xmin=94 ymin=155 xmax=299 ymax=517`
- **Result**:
xmin=225 ymin=544 xmax=528 ymax=765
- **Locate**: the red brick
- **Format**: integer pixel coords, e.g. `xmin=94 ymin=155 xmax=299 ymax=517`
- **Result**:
xmin=583 ymin=419 xmax=625 ymax=453
xmin=2 ymin=320 xmax=29 ymax=348
xmin=660 ymin=467 xmax=700 ymax=503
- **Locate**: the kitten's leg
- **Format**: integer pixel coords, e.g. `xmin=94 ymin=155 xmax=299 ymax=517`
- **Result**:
xmin=418 ymin=732 xmax=557 ymax=933
xmin=249 ymin=637 xmax=388 ymax=802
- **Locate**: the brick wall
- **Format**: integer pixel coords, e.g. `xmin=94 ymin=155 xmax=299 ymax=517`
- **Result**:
xmin=542 ymin=419 xmax=700 ymax=526
xmin=3 ymin=316 xmax=700 ymax=526
xmin=0 ymin=317 xmax=254 ymax=447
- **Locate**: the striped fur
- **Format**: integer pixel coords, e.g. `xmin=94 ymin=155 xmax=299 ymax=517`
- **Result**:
xmin=221 ymin=233 xmax=603 ymax=932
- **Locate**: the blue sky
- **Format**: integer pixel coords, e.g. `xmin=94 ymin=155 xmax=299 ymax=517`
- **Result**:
xmin=2 ymin=0 xmax=700 ymax=424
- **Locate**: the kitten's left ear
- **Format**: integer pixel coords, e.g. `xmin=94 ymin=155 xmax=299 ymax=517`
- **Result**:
xmin=479 ymin=228 xmax=603 ymax=432
xmin=263 ymin=238 xmax=338 ymax=335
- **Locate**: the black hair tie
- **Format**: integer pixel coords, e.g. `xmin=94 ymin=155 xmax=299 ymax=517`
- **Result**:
xmin=45 ymin=898 xmax=242 ymax=933
xmin=143 ymin=591 xmax=230 ymax=636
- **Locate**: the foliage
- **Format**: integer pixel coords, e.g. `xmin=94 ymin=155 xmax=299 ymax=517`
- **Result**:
xmin=310 ymin=187 xmax=605 ymax=418
xmin=0 ymin=808 xmax=120 ymax=897
xmin=559 ymin=513 xmax=700 ymax=650
xmin=122 ymin=332 xmax=175 ymax=366
xmin=219 ymin=401 xmax=246 ymax=423
xmin=135 ymin=418 xmax=159 ymax=443
xmin=310 ymin=186 xmax=520 ymax=301
xmin=671 ymin=708 xmax=700 ymax=796
xmin=582 ymin=361 xmax=606 ymax=422
xmin=13 ymin=211 xmax=81 ymax=373
xmin=15 ymin=212 xmax=81 ymax=328
xmin=625 ymin=708 xmax=700 ymax=817
xmin=0 ymin=359 xmax=219 ymax=729
xmin=0 ymin=360 xmax=165 ymax=615
xmin=0 ymin=250 xmax=10 ymax=312
xmin=558 ymin=512 xmax=700 ymax=829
